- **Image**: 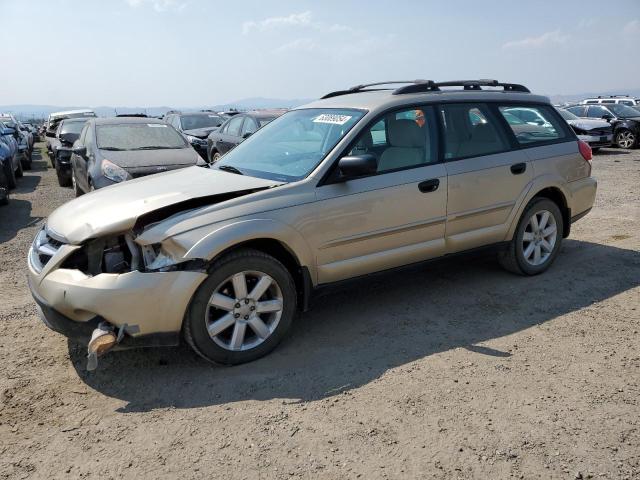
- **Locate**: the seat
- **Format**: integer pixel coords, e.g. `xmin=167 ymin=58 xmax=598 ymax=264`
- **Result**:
xmin=377 ymin=119 xmax=425 ymax=172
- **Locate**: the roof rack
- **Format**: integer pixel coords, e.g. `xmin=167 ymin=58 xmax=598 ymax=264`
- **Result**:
xmin=321 ymin=80 xmax=432 ymax=99
xmin=321 ymin=79 xmax=530 ymax=99
xmin=393 ymin=79 xmax=530 ymax=95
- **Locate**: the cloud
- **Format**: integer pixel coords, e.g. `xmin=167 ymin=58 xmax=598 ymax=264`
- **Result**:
xmin=243 ymin=11 xmax=355 ymax=36
xmin=273 ymin=38 xmax=317 ymax=54
xmin=125 ymin=0 xmax=186 ymax=12
xmin=243 ymin=11 xmax=313 ymax=35
xmin=623 ymin=19 xmax=640 ymax=35
xmin=502 ymin=30 xmax=570 ymax=49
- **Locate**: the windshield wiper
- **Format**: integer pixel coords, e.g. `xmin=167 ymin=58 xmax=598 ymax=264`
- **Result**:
xmin=100 ymin=147 xmax=126 ymax=151
xmin=131 ymin=146 xmax=177 ymax=150
xmin=217 ymin=165 xmax=244 ymax=175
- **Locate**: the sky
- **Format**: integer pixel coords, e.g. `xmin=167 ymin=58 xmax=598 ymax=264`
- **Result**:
xmin=1 ymin=0 xmax=639 ymax=107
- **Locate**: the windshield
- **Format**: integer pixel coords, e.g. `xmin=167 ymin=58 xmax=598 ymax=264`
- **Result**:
xmin=608 ymin=104 xmax=640 ymax=118
xmin=61 ymin=120 xmax=87 ymax=135
xmin=180 ymin=114 xmax=225 ymax=130
xmin=558 ymin=109 xmax=578 ymax=120
xmin=215 ymin=108 xmax=365 ymax=182
xmin=96 ymin=123 xmax=188 ymax=150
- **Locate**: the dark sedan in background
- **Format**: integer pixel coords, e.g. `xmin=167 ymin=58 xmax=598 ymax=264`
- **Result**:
xmin=207 ymin=110 xmax=285 ymax=163
xmin=69 ymin=117 xmax=204 ymax=196
xmin=51 ymin=117 xmax=91 ymax=186
xmin=556 ymin=108 xmax=613 ymax=152
xmin=165 ymin=111 xmax=227 ymax=160
xmin=564 ymin=104 xmax=640 ymax=149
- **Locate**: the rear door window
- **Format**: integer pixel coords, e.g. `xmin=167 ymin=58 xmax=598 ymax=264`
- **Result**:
xmin=440 ymin=103 xmax=508 ymax=160
xmin=587 ymin=106 xmax=608 ymax=118
xmin=498 ymin=105 xmax=566 ymax=145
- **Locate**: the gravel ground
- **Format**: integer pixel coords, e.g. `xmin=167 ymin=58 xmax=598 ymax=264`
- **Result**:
xmin=0 ymin=144 xmax=638 ymax=480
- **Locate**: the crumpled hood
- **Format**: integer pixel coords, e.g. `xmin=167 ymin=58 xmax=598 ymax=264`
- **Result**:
xmin=566 ymin=118 xmax=611 ymax=130
xmin=183 ymin=127 xmax=220 ymax=138
xmin=46 ymin=166 xmax=281 ymax=244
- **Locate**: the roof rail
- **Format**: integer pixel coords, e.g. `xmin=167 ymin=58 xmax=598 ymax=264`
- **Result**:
xmin=321 ymin=79 xmax=530 ymax=99
xmin=393 ymin=79 xmax=530 ymax=95
xmin=321 ymin=80 xmax=432 ymax=99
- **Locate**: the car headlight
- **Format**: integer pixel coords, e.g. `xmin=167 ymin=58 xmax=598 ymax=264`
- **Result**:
xmin=141 ymin=243 xmax=180 ymax=271
xmin=101 ymin=159 xmax=130 ymax=183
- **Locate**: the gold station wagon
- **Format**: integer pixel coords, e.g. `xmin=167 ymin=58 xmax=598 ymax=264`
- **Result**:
xmin=28 ymin=80 xmax=597 ymax=369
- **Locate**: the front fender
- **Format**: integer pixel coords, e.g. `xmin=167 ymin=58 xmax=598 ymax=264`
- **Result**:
xmin=171 ymin=218 xmax=317 ymax=283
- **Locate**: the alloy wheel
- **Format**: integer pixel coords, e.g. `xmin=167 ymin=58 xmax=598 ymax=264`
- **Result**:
xmin=521 ymin=209 xmax=557 ymax=266
xmin=617 ymin=130 xmax=635 ymax=149
xmin=205 ymin=270 xmax=283 ymax=351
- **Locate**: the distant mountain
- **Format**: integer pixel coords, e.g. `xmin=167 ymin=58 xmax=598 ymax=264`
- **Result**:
xmin=4 ymin=89 xmax=639 ymax=120
xmin=0 ymin=97 xmax=316 ymax=121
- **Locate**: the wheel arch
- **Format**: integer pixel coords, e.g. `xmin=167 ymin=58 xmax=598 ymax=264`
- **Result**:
xmin=206 ymin=238 xmax=312 ymax=311
xmin=532 ymin=186 xmax=570 ymax=237
xmin=507 ymin=179 xmax=572 ymax=241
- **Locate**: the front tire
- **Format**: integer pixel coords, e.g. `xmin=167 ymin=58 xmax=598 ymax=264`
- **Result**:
xmin=498 ymin=198 xmax=564 ymax=275
xmin=616 ymin=129 xmax=636 ymax=149
xmin=72 ymin=170 xmax=83 ymax=197
xmin=184 ymin=249 xmax=297 ymax=365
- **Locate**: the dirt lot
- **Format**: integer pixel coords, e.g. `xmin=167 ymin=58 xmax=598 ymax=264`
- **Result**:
xmin=0 ymin=144 xmax=638 ymax=480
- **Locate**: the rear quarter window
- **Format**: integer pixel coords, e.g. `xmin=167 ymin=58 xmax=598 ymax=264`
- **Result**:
xmin=499 ymin=105 xmax=569 ymax=146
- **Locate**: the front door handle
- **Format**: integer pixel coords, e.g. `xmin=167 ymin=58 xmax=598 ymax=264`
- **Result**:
xmin=510 ymin=163 xmax=526 ymax=175
xmin=418 ymin=178 xmax=440 ymax=193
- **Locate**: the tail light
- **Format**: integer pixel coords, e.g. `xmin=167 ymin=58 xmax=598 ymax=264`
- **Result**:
xmin=578 ymin=140 xmax=592 ymax=175
xmin=578 ymin=140 xmax=592 ymax=162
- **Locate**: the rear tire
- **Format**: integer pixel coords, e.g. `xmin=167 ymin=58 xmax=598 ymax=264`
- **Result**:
xmin=4 ymin=160 xmax=17 ymax=189
xmin=15 ymin=157 xmax=23 ymax=178
xmin=184 ymin=248 xmax=297 ymax=365
xmin=22 ymin=149 xmax=32 ymax=170
xmin=498 ymin=198 xmax=564 ymax=275
xmin=56 ymin=166 xmax=71 ymax=187
xmin=591 ymin=147 xmax=600 ymax=153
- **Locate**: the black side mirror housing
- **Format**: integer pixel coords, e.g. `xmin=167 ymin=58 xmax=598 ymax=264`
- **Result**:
xmin=601 ymin=114 xmax=613 ymax=121
xmin=338 ymin=154 xmax=377 ymax=178
xmin=242 ymin=132 xmax=253 ymax=139
xmin=72 ymin=145 xmax=87 ymax=157
xmin=60 ymin=132 xmax=79 ymax=145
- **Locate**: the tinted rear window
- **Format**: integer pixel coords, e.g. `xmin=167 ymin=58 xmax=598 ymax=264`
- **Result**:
xmin=499 ymin=105 xmax=567 ymax=145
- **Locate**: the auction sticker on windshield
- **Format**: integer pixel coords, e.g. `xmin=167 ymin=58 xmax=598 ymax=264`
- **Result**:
xmin=313 ymin=114 xmax=353 ymax=125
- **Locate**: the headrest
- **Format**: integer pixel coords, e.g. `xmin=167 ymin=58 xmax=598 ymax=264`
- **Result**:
xmin=387 ymin=119 xmax=424 ymax=148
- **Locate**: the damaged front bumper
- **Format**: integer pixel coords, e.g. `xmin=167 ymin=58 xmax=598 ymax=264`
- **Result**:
xmin=27 ymin=227 xmax=208 ymax=346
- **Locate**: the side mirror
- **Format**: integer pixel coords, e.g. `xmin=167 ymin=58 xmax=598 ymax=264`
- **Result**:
xmin=337 ymin=154 xmax=377 ymax=178
xmin=242 ymin=132 xmax=253 ymax=139
xmin=60 ymin=132 xmax=79 ymax=145
xmin=601 ymin=114 xmax=613 ymax=121
xmin=72 ymin=145 xmax=87 ymax=157
xmin=45 ymin=130 xmax=56 ymax=138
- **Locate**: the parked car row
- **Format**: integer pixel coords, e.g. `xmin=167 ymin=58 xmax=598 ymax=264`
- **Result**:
xmin=557 ymin=95 xmax=640 ymax=150
xmin=0 ymin=112 xmax=37 ymax=204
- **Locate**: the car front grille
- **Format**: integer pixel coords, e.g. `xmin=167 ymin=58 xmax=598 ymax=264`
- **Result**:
xmin=30 ymin=227 xmax=66 ymax=273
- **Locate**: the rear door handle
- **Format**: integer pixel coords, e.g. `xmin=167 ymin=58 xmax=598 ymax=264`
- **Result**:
xmin=510 ymin=163 xmax=526 ymax=175
xmin=418 ymin=178 xmax=440 ymax=193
